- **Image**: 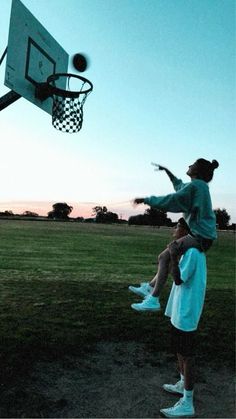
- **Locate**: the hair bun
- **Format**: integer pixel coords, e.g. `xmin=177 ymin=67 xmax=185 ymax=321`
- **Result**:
xmin=211 ymin=160 xmax=219 ymax=169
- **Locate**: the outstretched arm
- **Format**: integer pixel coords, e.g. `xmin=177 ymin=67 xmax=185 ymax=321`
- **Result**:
xmin=151 ymin=162 xmax=176 ymax=183
xmin=133 ymin=198 xmax=145 ymax=205
xmin=143 ymin=181 xmax=193 ymax=213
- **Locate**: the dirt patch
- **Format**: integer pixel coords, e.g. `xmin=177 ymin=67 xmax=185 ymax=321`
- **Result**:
xmin=9 ymin=341 xmax=232 ymax=418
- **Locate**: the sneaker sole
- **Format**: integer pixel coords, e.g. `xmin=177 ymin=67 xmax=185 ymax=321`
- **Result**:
xmin=162 ymin=386 xmax=184 ymax=396
xmin=160 ymin=409 xmax=195 ymax=418
xmin=128 ymin=287 xmax=149 ymax=298
xmin=131 ymin=305 xmax=161 ymax=312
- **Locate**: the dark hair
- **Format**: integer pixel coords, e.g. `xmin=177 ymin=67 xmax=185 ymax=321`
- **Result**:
xmin=195 ymin=158 xmax=219 ymax=182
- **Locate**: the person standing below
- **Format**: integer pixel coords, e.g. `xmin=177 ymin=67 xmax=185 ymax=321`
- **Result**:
xmin=159 ymin=245 xmax=207 ymax=417
xmin=131 ymin=158 xmax=218 ymax=312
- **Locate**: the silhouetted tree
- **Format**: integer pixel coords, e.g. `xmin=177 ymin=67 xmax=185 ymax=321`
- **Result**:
xmin=92 ymin=206 xmax=107 ymax=217
xmin=128 ymin=214 xmax=149 ymax=225
xmin=145 ymin=208 xmax=171 ymax=226
xmin=48 ymin=202 xmax=73 ymax=220
xmin=214 ymin=208 xmax=231 ymax=230
xmin=0 ymin=210 xmax=14 ymax=217
xmin=22 ymin=211 xmax=39 ymax=217
xmin=103 ymin=211 xmax=119 ymax=223
xmin=92 ymin=205 xmax=118 ymax=223
xmin=128 ymin=208 xmax=173 ymax=226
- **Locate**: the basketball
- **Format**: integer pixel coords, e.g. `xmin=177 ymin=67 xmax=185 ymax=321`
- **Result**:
xmin=72 ymin=53 xmax=89 ymax=72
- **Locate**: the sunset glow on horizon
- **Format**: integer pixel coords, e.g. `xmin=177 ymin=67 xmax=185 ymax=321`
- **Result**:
xmin=0 ymin=200 xmax=142 ymax=220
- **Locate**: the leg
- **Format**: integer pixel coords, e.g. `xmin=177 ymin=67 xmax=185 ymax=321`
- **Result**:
xmin=129 ymin=248 xmax=170 ymax=299
xmin=182 ymin=355 xmax=195 ymax=391
xmin=168 ymin=235 xmax=201 ymax=283
xmin=149 ymin=274 xmax=157 ymax=287
xmin=162 ymin=353 xmax=185 ymax=395
xmin=179 ymin=332 xmax=195 ymax=407
xmin=177 ymin=353 xmax=184 ymax=377
xmin=161 ymin=356 xmax=195 ymax=418
xmin=150 ymin=248 xmax=171 ymax=297
xmin=177 ymin=353 xmax=195 ymax=389
xmin=164 ymin=326 xmax=195 ymax=395
xmin=162 ymin=327 xmax=185 ymax=396
xmin=130 ymin=248 xmax=170 ymax=311
xmin=131 ymin=247 xmax=172 ymax=311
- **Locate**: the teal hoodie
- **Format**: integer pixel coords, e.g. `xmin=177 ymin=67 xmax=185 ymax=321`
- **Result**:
xmin=144 ymin=176 xmax=217 ymax=239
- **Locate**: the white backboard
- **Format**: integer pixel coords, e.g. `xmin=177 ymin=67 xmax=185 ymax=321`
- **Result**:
xmin=4 ymin=0 xmax=69 ymax=115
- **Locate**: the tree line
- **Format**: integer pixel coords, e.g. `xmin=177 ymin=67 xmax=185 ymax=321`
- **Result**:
xmin=0 ymin=203 xmax=234 ymax=230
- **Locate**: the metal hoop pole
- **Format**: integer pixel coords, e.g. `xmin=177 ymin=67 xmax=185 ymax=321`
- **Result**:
xmin=0 ymin=46 xmax=7 ymax=66
xmin=0 ymin=90 xmax=21 ymax=111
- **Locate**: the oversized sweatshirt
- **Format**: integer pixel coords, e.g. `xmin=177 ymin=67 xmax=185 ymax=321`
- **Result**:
xmin=144 ymin=176 xmax=217 ymax=239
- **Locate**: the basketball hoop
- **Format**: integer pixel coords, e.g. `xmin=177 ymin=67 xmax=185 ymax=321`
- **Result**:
xmin=35 ymin=73 xmax=93 ymax=133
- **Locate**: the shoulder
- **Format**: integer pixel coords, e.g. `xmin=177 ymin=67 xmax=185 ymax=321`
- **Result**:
xmin=185 ymin=247 xmax=203 ymax=256
xmin=183 ymin=248 xmax=206 ymax=262
xmin=180 ymin=248 xmax=207 ymax=278
xmin=181 ymin=181 xmax=195 ymax=190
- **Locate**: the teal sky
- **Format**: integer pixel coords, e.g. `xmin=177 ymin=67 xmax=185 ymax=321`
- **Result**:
xmin=0 ymin=0 xmax=235 ymax=221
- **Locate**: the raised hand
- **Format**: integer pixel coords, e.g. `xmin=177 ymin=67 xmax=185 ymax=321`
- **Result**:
xmin=133 ymin=198 xmax=145 ymax=206
xmin=151 ymin=162 xmax=166 ymax=171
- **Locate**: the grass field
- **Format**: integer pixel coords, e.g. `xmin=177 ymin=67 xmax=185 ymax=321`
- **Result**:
xmin=0 ymin=220 xmax=235 ymax=416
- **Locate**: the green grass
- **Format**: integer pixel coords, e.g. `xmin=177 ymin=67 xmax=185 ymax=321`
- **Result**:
xmin=0 ymin=220 xmax=235 ymax=388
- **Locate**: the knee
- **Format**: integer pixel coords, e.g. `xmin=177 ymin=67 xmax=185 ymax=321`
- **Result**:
xmin=158 ymin=249 xmax=170 ymax=264
xmin=168 ymin=241 xmax=181 ymax=258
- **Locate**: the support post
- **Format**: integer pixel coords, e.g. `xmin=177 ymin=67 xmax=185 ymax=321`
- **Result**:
xmin=0 ymin=90 xmax=21 ymax=111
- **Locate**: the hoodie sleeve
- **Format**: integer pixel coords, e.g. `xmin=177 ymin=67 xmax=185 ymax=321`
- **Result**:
xmin=171 ymin=176 xmax=185 ymax=192
xmin=144 ymin=182 xmax=194 ymax=213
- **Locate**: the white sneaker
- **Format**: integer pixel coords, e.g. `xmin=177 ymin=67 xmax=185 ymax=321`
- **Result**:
xmin=160 ymin=398 xmax=195 ymax=417
xmin=131 ymin=295 xmax=161 ymax=311
xmin=128 ymin=282 xmax=152 ymax=298
xmin=163 ymin=380 xmax=184 ymax=395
